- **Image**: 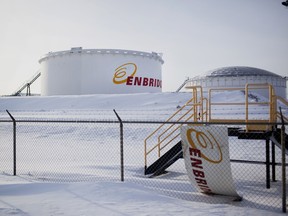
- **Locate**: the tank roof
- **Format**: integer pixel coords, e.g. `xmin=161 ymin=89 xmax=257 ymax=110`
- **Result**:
xmin=39 ymin=48 xmax=164 ymax=64
xmin=205 ymin=66 xmax=281 ymax=78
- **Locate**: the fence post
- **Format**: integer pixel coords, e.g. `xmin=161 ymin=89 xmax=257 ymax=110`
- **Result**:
xmin=279 ymin=107 xmax=286 ymax=213
xmin=271 ymin=142 xmax=276 ymax=182
xmin=265 ymin=138 xmax=270 ymax=189
xmin=113 ymin=109 xmax=124 ymax=182
xmin=6 ymin=110 xmax=16 ymax=176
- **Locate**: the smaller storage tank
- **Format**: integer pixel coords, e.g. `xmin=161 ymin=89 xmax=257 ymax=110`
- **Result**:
xmin=39 ymin=48 xmax=164 ymax=96
xmin=186 ymin=66 xmax=287 ymax=98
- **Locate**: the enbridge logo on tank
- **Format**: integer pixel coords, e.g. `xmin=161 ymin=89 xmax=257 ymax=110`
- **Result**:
xmin=112 ymin=63 xmax=162 ymax=88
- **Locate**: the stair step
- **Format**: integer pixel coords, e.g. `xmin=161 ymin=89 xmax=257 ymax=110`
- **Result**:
xmin=237 ymin=131 xmax=271 ymax=140
xmin=145 ymin=141 xmax=182 ymax=175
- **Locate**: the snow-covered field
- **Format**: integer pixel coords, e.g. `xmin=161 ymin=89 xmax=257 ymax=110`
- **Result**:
xmin=0 ymin=92 xmax=287 ymax=216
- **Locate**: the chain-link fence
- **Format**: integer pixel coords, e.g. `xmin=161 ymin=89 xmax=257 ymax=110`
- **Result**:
xmin=0 ymin=116 xmax=287 ymax=213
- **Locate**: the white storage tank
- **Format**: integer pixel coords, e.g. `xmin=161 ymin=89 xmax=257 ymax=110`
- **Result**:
xmin=186 ymin=66 xmax=287 ymax=98
xmin=39 ymin=48 xmax=164 ymax=96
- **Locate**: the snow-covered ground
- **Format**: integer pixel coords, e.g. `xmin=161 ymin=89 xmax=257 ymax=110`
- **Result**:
xmin=0 ymin=92 xmax=287 ymax=216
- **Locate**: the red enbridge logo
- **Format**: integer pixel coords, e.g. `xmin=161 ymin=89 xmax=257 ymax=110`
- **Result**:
xmin=112 ymin=63 xmax=162 ymax=88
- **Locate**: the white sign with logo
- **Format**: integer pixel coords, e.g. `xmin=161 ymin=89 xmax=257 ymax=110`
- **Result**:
xmin=181 ymin=125 xmax=240 ymax=197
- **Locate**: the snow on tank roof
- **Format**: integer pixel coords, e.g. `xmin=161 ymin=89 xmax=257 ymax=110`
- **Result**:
xmin=205 ymin=66 xmax=281 ymax=78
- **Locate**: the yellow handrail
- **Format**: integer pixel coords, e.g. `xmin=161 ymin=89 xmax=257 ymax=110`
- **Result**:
xmin=144 ymin=97 xmax=194 ymax=145
xmin=201 ymin=97 xmax=208 ymax=121
xmin=208 ymin=87 xmax=244 ymax=122
xmin=144 ymin=97 xmax=195 ymax=167
xmin=276 ymin=95 xmax=288 ymax=123
xmin=276 ymin=96 xmax=288 ymax=106
xmin=208 ymin=83 xmax=287 ymax=131
xmin=144 ymin=86 xmax=205 ymax=168
xmin=157 ymin=113 xmax=195 ymax=156
xmin=158 ymin=103 xmax=200 ymax=143
xmin=245 ymin=83 xmax=275 ymax=131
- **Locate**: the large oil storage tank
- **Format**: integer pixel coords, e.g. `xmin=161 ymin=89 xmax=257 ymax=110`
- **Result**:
xmin=39 ymin=47 xmax=164 ymax=96
xmin=185 ymin=66 xmax=287 ymax=98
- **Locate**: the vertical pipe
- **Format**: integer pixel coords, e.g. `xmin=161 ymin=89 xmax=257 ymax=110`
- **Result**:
xmin=120 ymin=122 xmax=124 ymax=181
xmin=281 ymin=125 xmax=286 ymax=213
xmin=266 ymin=139 xmax=270 ymax=189
xmin=271 ymin=141 xmax=276 ymax=182
xmin=269 ymin=85 xmax=272 ymax=124
xmin=6 ymin=110 xmax=16 ymax=176
xmin=193 ymin=87 xmax=197 ymax=122
xmin=113 ymin=109 xmax=124 ymax=182
xmin=208 ymin=89 xmax=212 ymax=121
xmin=280 ymin=107 xmax=286 ymax=213
xmin=200 ymin=86 xmax=203 ymax=122
xmin=13 ymin=120 xmax=16 ymax=176
xmin=245 ymin=84 xmax=249 ymax=132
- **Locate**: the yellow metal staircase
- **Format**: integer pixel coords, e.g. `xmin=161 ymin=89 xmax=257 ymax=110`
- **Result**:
xmin=144 ymin=86 xmax=207 ymax=174
xmin=144 ymin=83 xmax=287 ymax=175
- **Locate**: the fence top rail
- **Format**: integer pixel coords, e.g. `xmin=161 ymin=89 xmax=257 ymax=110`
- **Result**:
xmin=0 ymin=119 xmax=120 ymax=124
xmin=0 ymin=120 xmax=12 ymax=123
xmin=1 ymin=119 xmax=287 ymax=125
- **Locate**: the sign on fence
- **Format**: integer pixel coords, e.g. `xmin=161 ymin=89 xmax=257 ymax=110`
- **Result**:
xmin=181 ymin=125 xmax=240 ymax=198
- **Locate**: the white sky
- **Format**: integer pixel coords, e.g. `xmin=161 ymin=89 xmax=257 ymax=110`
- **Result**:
xmin=0 ymin=0 xmax=287 ymax=95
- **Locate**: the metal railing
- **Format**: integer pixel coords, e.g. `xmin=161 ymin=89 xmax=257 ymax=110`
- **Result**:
xmin=208 ymin=83 xmax=288 ymax=130
xmin=144 ymin=86 xmax=207 ymax=168
xmin=277 ymin=96 xmax=288 ymax=123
